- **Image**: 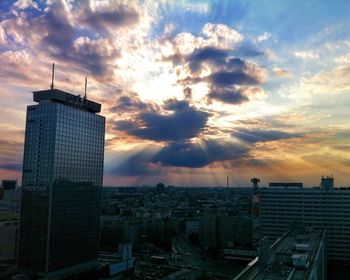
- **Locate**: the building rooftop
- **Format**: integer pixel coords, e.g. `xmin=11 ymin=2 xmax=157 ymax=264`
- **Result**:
xmin=233 ymin=229 xmax=326 ymax=280
xmin=33 ymin=88 xmax=101 ymax=113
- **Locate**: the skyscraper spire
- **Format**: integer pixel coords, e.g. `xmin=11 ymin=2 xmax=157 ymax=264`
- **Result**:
xmin=50 ymin=62 xmax=55 ymax=89
xmin=84 ymin=77 xmax=87 ymax=99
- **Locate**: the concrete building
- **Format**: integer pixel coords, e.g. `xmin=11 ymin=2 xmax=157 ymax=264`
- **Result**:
xmin=0 ymin=188 xmax=21 ymax=214
xmin=18 ymin=77 xmax=105 ymax=278
xmin=199 ymin=214 xmax=252 ymax=251
xmin=233 ymin=229 xmax=326 ymax=280
xmin=0 ymin=213 xmax=19 ymax=262
xmin=185 ymin=219 xmax=199 ymax=237
xmin=199 ymin=215 xmax=217 ymax=251
xmin=260 ymin=178 xmax=350 ymax=261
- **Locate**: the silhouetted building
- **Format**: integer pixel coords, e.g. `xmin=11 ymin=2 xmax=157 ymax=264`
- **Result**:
xmin=320 ymin=175 xmax=334 ymax=189
xmin=1 ymin=180 xmax=17 ymax=190
xmin=260 ymin=178 xmax=350 ymax=262
xmin=156 ymin=182 xmax=166 ymax=194
xmin=18 ymin=84 xmax=105 ymax=278
xmin=0 ymin=212 xmax=19 ymax=262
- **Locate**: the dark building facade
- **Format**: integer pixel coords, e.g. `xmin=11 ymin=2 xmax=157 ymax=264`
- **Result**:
xmin=18 ymin=88 xmax=105 ymax=276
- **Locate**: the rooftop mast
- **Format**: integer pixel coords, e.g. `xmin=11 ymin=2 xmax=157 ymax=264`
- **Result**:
xmin=84 ymin=77 xmax=87 ymax=99
xmin=50 ymin=63 xmax=55 ymax=90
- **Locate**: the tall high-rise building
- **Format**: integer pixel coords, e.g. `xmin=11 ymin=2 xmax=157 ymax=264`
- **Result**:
xmin=18 ymin=77 xmax=105 ymax=278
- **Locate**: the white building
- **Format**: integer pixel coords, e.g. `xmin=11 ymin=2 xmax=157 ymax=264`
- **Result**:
xmin=260 ymin=180 xmax=350 ymax=261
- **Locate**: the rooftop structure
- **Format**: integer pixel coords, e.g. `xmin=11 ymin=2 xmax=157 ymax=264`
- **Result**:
xmin=268 ymin=182 xmax=303 ymax=189
xmin=233 ymin=229 xmax=326 ymax=280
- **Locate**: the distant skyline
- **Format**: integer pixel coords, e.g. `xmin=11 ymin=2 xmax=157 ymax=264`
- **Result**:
xmin=1 ymin=0 xmax=350 ymax=187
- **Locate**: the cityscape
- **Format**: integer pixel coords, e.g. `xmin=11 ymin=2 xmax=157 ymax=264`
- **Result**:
xmin=1 ymin=1 xmax=350 ymax=280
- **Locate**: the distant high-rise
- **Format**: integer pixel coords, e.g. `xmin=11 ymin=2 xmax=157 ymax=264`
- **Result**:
xmin=18 ymin=72 xmax=105 ymax=277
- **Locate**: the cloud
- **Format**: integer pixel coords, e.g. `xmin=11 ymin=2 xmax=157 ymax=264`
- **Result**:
xmin=55 ymin=36 xmax=121 ymax=78
xmin=208 ymin=88 xmax=249 ymax=104
xmin=294 ymin=51 xmax=319 ymax=60
xmin=1 ymin=0 xmax=140 ymax=81
xmin=299 ymin=65 xmax=350 ymax=95
xmin=233 ymin=128 xmax=301 ymax=143
xmin=0 ymin=138 xmax=23 ymax=172
xmin=173 ymin=45 xmax=267 ymax=105
xmin=256 ymin=31 xmax=271 ymax=42
xmin=171 ymin=23 xmax=244 ymax=56
xmin=178 ymin=54 xmax=267 ymax=87
xmin=334 ymin=53 xmax=350 ymax=64
xmin=152 ymin=139 xmax=249 ymax=168
xmin=274 ymin=67 xmax=291 ymax=78
xmin=202 ymin=23 xmax=244 ymax=48
xmin=79 ymin=2 xmax=139 ymax=33
xmin=209 ymin=70 xmax=262 ymax=87
xmin=115 ymin=99 xmax=210 ymax=142
xmin=233 ymin=40 xmax=265 ymax=57
xmin=187 ymin=47 xmax=228 ymax=73
xmin=109 ymin=150 xmax=159 ymax=176
xmin=183 ymin=87 xmax=192 ymax=100
xmin=12 ymin=0 xmax=39 ymax=10
xmin=109 ymin=93 xmax=156 ymax=113
xmin=331 ymin=145 xmax=350 ymax=152
xmin=0 ymin=25 xmax=7 ymax=45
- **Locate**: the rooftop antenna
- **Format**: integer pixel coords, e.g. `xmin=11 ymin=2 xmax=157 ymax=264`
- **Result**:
xmin=227 ymin=176 xmax=229 ymax=189
xmin=84 ymin=77 xmax=87 ymax=99
xmin=50 ymin=62 xmax=55 ymax=89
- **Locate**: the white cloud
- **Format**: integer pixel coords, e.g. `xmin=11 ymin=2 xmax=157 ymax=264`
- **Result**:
xmin=256 ymin=31 xmax=271 ymax=42
xmin=13 ymin=0 xmax=39 ymax=10
xmin=0 ymin=25 xmax=6 ymax=45
xmin=294 ymin=51 xmax=319 ymax=60
xmin=334 ymin=53 xmax=350 ymax=64
xmin=172 ymin=23 xmax=244 ymax=56
xmin=174 ymin=2 xmax=210 ymax=13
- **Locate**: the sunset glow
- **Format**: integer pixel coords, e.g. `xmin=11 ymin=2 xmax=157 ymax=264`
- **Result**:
xmin=1 ymin=0 xmax=350 ymax=186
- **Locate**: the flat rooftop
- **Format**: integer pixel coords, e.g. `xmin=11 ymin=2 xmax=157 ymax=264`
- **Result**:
xmin=33 ymin=88 xmax=101 ymax=113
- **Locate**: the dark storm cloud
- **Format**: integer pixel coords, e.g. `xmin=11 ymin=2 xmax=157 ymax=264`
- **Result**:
xmin=152 ymin=140 xmax=249 ymax=168
xmin=208 ymin=89 xmax=249 ymax=104
xmin=234 ymin=41 xmax=265 ymax=57
xmin=188 ymin=47 xmax=228 ymax=63
xmin=108 ymin=139 xmax=250 ymax=176
xmin=187 ymin=47 xmax=228 ymax=73
xmin=39 ymin=1 xmax=75 ymax=50
xmin=2 ymin=0 xmax=136 ymax=79
xmin=233 ymin=128 xmax=301 ymax=143
xmin=110 ymin=94 xmax=157 ymax=112
xmin=209 ymin=71 xmax=261 ymax=87
xmin=175 ymin=47 xmax=267 ymax=105
xmin=115 ymin=100 xmax=210 ymax=142
xmin=54 ymin=38 xmax=121 ymax=77
xmin=80 ymin=3 xmax=139 ymax=33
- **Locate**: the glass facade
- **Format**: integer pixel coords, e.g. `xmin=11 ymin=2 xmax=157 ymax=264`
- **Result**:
xmin=18 ymin=90 xmax=105 ymax=274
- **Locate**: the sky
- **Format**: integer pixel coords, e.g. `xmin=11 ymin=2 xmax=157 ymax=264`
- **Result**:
xmin=1 ymin=0 xmax=350 ymax=187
